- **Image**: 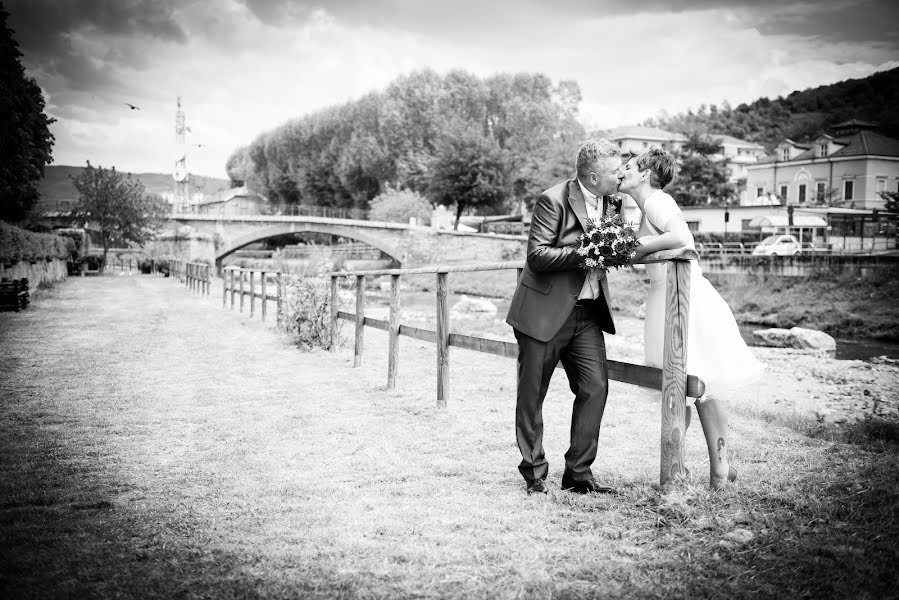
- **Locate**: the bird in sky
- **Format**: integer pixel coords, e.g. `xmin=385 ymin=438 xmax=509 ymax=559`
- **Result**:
xmin=124 ymin=102 xmax=140 ymax=110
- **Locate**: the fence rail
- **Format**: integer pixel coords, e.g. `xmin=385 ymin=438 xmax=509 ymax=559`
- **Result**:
xmin=169 ymin=260 xmax=212 ymax=296
xmin=328 ymin=249 xmax=702 ymax=486
xmin=221 ymin=266 xmax=283 ymax=322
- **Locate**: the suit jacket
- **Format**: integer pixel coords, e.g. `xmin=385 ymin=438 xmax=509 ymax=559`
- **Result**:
xmin=505 ymin=178 xmax=617 ymax=342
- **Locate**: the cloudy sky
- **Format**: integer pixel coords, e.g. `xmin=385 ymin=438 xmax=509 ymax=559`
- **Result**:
xmin=7 ymin=0 xmax=899 ymax=179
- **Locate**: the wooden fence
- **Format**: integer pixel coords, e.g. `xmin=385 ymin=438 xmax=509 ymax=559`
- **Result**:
xmin=169 ymin=259 xmax=212 ymax=296
xmin=221 ymin=266 xmax=283 ymax=322
xmin=328 ymin=249 xmax=703 ymax=486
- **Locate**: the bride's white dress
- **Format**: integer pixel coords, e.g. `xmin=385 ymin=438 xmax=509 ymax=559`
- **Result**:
xmin=642 ymin=190 xmax=764 ymax=398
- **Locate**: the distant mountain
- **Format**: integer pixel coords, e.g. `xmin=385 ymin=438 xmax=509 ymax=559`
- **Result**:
xmin=647 ymin=67 xmax=899 ymax=150
xmin=37 ymin=165 xmax=231 ymax=212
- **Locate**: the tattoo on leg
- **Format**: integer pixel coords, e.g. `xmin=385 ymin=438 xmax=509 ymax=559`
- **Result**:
xmin=716 ymin=438 xmax=725 ymax=462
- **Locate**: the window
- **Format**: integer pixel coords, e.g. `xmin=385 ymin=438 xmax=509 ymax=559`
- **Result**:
xmin=877 ymin=179 xmax=886 ymax=193
xmin=780 ymin=185 xmax=788 ymax=201
xmin=642 ymin=142 xmax=648 ymax=149
xmin=818 ymin=143 xmax=828 ymax=157
xmin=844 ymin=180 xmax=854 ymax=201
xmin=816 ymin=182 xmax=826 ymax=202
xmin=742 ymin=218 xmax=757 ymax=230
xmin=685 ymin=220 xmax=699 ymax=233
xmin=781 ymin=148 xmax=789 ymax=161
xmin=798 ymin=184 xmax=807 ymax=204
xmin=756 ymin=186 xmax=764 ymax=198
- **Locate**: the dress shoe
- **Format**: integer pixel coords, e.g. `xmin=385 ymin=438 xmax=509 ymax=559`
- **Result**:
xmin=526 ymin=479 xmax=548 ymax=495
xmin=561 ymin=477 xmax=616 ymax=495
xmin=710 ymin=466 xmax=737 ymax=491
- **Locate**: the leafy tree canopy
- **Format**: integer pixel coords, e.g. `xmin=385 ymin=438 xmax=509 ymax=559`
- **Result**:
xmin=70 ymin=162 xmax=169 ymax=270
xmin=0 ymin=2 xmax=55 ymax=222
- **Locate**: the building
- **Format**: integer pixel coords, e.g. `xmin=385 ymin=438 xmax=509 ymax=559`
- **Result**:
xmin=608 ymin=126 xmax=766 ymax=204
xmin=196 ymin=187 xmax=269 ymax=216
xmin=745 ymin=120 xmax=899 ymax=211
xmin=607 ymin=126 xmax=688 ymax=154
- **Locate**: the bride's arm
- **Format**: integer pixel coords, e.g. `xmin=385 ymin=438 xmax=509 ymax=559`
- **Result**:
xmin=634 ymin=213 xmax=693 ymax=260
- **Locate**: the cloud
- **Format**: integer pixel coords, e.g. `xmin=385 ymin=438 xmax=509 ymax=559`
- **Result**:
xmin=5 ymin=0 xmax=897 ymax=179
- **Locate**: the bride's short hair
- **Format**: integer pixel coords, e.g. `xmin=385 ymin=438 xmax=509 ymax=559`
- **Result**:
xmin=636 ymin=147 xmax=677 ymax=189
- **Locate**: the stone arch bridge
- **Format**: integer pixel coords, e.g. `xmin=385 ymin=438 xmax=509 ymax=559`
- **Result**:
xmin=154 ymin=215 xmax=525 ymax=271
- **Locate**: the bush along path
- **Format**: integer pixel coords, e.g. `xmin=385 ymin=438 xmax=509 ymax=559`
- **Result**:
xmin=1 ymin=273 xmax=898 ymax=599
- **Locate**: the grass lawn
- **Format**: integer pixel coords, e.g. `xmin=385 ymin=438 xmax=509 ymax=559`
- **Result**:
xmin=1 ymin=274 xmax=897 ymax=599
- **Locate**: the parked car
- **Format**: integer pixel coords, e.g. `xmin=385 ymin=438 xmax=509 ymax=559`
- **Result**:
xmin=751 ymin=234 xmax=803 ymax=256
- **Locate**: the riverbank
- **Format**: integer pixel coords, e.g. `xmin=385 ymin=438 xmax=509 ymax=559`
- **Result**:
xmin=424 ymin=264 xmax=899 ymax=344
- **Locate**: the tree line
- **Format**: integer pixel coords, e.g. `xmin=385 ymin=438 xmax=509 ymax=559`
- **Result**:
xmin=646 ymin=67 xmax=899 ymax=150
xmin=226 ymin=70 xmax=587 ymax=222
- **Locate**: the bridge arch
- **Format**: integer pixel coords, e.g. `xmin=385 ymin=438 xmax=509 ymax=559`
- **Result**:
xmin=216 ymin=222 xmax=404 ymax=268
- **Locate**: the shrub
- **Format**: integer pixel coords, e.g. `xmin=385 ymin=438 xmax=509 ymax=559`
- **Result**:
xmin=369 ymin=186 xmax=432 ymax=226
xmin=0 ymin=221 xmax=71 ymax=265
xmin=278 ymin=264 xmax=342 ymax=351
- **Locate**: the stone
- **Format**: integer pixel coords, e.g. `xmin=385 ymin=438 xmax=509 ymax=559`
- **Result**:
xmin=450 ymin=295 xmax=497 ymax=319
xmin=751 ymin=327 xmax=836 ymax=352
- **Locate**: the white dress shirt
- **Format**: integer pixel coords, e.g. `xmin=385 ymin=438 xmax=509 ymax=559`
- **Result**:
xmin=576 ymin=179 xmax=603 ymax=301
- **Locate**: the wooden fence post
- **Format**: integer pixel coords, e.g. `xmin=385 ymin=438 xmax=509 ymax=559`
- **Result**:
xmin=387 ymin=273 xmax=401 ymax=389
xmin=260 ymin=271 xmax=267 ymax=321
xmin=354 ymin=275 xmax=365 ymax=367
xmin=222 ymin=268 xmax=228 ymax=307
xmin=229 ymin=268 xmax=236 ymax=309
xmin=330 ymin=275 xmax=339 ymax=352
xmin=659 ymin=259 xmax=692 ymax=486
xmin=249 ymin=270 xmax=256 ymax=317
xmin=239 ymin=269 xmax=245 ymax=313
xmin=435 ymin=271 xmax=449 ymax=408
xmin=206 ymin=265 xmax=211 ymax=296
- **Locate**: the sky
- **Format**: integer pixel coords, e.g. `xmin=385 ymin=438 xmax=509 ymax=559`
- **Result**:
xmin=6 ymin=0 xmax=899 ymax=180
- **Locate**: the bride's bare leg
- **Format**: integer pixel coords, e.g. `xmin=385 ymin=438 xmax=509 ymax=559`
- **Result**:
xmin=695 ymin=397 xmax=737 ymax=489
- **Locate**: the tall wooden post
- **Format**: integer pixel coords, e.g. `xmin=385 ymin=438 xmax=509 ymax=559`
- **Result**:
xmin=330 ymin=275 xmax=339 ymax=352
xmin=260 ymin=271 xmax=267 ymax=321
xmin=435 ymin=271 xmax=449 ymax=408
xmin=239 ymin=270 xmax=245 ymax=313
xmin=659 ymin=259 xmax=692 ymax=486
xmin=229 ymin=269 xmax=236 ymax=309
xmin=206 ymin=265 xmax=211 ymax=296
xmin=387 ymin=274 xmax=401 ymax=389
xmin=354 ymin=275 xmax=365 ymax=367
xmin=249 ymin=270 xmax=256 ymax=317
xmin=222 ymin=268 xmax=228 ymax=307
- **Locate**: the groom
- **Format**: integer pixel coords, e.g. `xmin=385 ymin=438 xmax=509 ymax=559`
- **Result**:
xmin=506 ymin=138 xmax=622 ymax=495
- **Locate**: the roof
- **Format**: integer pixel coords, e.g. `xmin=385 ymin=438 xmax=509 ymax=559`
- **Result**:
xmin=606 ymin=126 xmax=687 ymax=142
xmin=711 ymin=134 xmax=765 ymax=149
xmin=751 ymin=130 xmax=899 ymax=164
xmin=832 ymin=119 xmax=879 ymax=129
xmin=748 ymin=215 xmax=828 ymax=228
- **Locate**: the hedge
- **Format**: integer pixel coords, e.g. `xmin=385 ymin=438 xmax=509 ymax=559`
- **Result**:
xmin=0 ymin=221 xmax=74 ymax=265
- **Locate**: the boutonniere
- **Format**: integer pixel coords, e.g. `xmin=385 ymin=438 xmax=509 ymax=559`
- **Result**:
xmin=604 ymin=193 xmax=623 ymax=217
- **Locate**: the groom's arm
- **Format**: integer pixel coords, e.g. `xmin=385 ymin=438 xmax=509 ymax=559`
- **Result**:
xmin=526 ymin=192 xmax=582 ymax=272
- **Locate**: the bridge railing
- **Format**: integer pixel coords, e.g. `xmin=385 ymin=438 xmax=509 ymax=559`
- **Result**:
xmin=328 ymin=249 xmax=703 ymax=486
xmin=221 ymin=266 xmax=283 ymax=322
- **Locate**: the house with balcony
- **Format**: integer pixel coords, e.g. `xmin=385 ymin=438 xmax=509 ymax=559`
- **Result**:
xmin=744 ymin=120 xmax=899 ymax=211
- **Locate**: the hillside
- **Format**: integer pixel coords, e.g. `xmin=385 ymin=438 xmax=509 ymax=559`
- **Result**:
xmin=648 ymin=67 xmax=899 ymax=149
xmin=37 ymin=165 xmax=231 ymax=212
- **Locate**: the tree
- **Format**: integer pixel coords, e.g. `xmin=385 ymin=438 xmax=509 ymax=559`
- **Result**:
xmin=0 ymin=3 xmax=55 ymax=222
xmin=667 ymin=134 xmax=735 ymax=206
xmin=427 ymin=128 xmax=508 ymax=230
xmin=70 ymin=162 xmax=169 ymax=271
xmin=369 ymin=186 xmax=432 ymax=225
xmin=881 ymin=191 xmax=899 ymax=213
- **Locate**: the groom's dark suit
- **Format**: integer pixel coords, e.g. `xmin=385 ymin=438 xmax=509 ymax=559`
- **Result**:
xmin=506 ymin=178 xmax=617 ymax=485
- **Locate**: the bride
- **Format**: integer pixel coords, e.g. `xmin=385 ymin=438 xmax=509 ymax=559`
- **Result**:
xmin=617 ymin=147 xmax=764 ymax=489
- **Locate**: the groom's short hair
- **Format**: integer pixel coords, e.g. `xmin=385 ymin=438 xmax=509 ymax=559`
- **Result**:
xmin=576 ymin=138 xmax=620 ymax=176
xmin=636 ymin=147 xmax=677 ymax=189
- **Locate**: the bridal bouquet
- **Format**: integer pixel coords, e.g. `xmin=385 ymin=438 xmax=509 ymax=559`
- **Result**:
xmin=575 ymin=214 xmax=640 ymax=272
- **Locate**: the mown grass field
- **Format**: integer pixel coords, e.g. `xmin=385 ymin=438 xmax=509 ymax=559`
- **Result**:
xmin=1 ymin=274 xmax=897 ymax=599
